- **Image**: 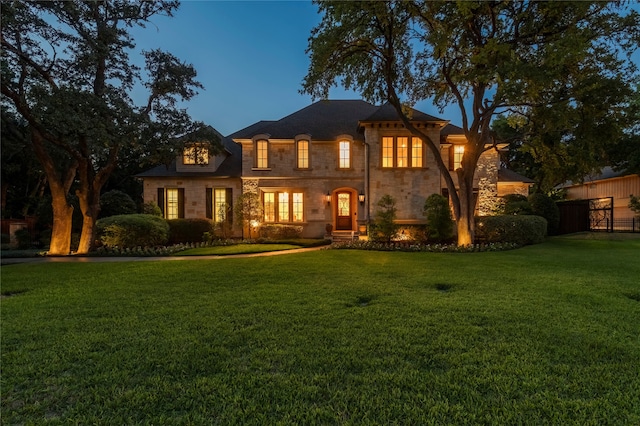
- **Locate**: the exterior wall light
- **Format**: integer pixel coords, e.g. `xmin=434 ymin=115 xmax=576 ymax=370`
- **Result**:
xmin=358 ymin=192 xmax=365 ymax=204
xmin=325 ymin=192 xmax=332 ymax=204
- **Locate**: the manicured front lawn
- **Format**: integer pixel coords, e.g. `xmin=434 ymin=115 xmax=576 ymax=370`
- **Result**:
xmin=2 ymin=236 xmax=639 ymax=424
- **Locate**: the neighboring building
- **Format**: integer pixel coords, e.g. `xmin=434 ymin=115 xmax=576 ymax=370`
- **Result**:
xmin=139 ymin=100 xmax=533 ymax=238
xmin=562 ymin=167 xmax=640 ymax=220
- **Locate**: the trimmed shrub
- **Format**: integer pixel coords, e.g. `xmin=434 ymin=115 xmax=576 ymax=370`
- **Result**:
xmin=475 ymin=215 xmax=547 ymax=245
xmin=258 ymin=224 xmax=303 ymax=239
xmin=528 ymin=193 xmax=560 ymax=235
xmin=423 ymin=193 xmax=455 ymax=242
xmin=142 ymin=201 xmax=163 ymax=216
xmin=99 ymin=190 xmax=137 ymax=218
xmin=96 ymin=214 xmax=169 ymax=248
xmin=167 ymin=218 xmax=214 ymax=244
xmin=500 ymin=194 xmax=533 ymax=215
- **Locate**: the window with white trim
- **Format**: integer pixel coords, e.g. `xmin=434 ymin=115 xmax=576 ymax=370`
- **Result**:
xmin=262 ymin=191 xmax=304 ymax=223
xmin=338 ymin=141 xmax=351 ymax=169
xmin=297 ymin=140 xmax=309 ymax=169
xmin=255 ymin=139 xmax=269 ymax=168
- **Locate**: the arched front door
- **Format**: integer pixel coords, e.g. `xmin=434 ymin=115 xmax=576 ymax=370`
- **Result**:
xmin=336 ymin=191 xmax=352 ymax=230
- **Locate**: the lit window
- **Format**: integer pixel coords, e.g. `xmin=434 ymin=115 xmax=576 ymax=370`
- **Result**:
xmin=453 ymin=145 xmax=464 ymax=170
xmin=214 ymin=188 xmax=227 ymax=223
xmin=166 ymin=188 xmax=179 ymax=219
xmin=339 ymin=141 xmax=350 ymax=168
xmin=183 ymin=144 xmax=209 ymax=165
xmin=262 ymin=191 xmax=304 ymax=223
xmin=264 ymin=192 xmax=275 ymax=222
xmin=412 ymin=137 xmax=423 ymax=167
xmin=292 ymin=193 xmax=303 ymax=222
xmin=256 ymin=140 xmax=269 ymax=168
xmin=278 ymin=192 xmax=290 ymax=222
xmin=382 ymin=137 xmax=394 ymax=168
xmin=397 ymin=137 xmax=408 ymax=168
xmin=381 ymin=136 xmax=424 ymax=168
xmin=297 ymin=140 xmax=309 ymax=169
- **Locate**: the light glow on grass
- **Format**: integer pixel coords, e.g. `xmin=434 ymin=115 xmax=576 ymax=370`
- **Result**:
xmin=2 ymin=237 xmax=639 ymax=423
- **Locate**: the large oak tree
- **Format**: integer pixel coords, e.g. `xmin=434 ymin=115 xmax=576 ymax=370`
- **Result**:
xmin=1 ymin=0 xmax=219 ymax=254
xmin=303 ymin=1 xmax=639 ymax=245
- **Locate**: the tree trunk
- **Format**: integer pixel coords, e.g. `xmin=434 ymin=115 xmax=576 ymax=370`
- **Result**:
xmin=49 ymin=192 xmax=74 ymax=255
xmin=76 ymin=190 xmax=100 ymax=254
xmin=456 ymin=169 xmax=476 ymax=246
xmin=30 ymin=130 xmax=77 ymax=255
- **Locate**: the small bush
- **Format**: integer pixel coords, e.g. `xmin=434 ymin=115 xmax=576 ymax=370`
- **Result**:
xmin=99 ymin=190 xmax=137 ymax=218
xmin=370 ymin=195 xmax=399 ymax=243
xmin=476 ymin=215 xmax=547 ymax=245
xmin=528 ymin=193 xmax=560 ymax=235
xmin=423 ymin=193 xmax=454 ymax=242
xmin=96 ymin=214 xmax=169 ymax=248
xmin=167 ymin=218 xmax=214 ymax=244
xmin=142 ymin=202 xmax=163 ymax=216
xmin=258 ymin=224 xmax=303 ymax=239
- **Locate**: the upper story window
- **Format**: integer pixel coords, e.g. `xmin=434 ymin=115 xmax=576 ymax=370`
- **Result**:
xmin=382 ymin=136 xmax=424 ymax=168
xmin=297 ymin=140 xmax=309 ymax=169
xmin=339 ymin=140 xmax=351 ymax=169
xmin=450 ymin=145 xmax=464 ymax=170
xmin=183 ymin=144 xmax=209 ymax=165
xmin=255 ymin=139 xmax=269 ymax=169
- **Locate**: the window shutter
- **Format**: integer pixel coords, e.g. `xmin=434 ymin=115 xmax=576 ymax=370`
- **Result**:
xmin=157 ymin=188 xmax=165 ymax=217
xmin=226 ymin=188 xmax=233 ymax=224
xmin=205 ymin=188 xmax=213 ymax=219
xmin=178 ymin=188 xmax=185 ymax=218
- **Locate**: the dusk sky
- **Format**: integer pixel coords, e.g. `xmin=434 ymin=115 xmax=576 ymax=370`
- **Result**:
xmin=132 ymin=1 xmax=639 ymax=137
xmin=131 ymin=0 xmax=467 ymax=136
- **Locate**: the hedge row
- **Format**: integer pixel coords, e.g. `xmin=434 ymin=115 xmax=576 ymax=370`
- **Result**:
xmin=96 ymin=214 xmax=170 ymax=248
xmin=475 ymin=215 xmax=547 ymax=246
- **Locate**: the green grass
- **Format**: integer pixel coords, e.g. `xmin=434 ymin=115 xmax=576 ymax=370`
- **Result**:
xmin=2 ymin=236 xmax=639 ymax=424
xmin=175 ymin=243 xmax=302 ymax=256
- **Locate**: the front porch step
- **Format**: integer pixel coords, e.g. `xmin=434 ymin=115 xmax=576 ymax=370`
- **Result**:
xmin=330 ymin=231 xmax=360 ymax=242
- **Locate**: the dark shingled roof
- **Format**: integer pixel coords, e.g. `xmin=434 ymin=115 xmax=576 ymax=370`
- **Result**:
xmin=231 ymin=100 xmax=455 ymax=141
xmin=231 ymin=100 xmax=379 ymax=141
xmin=498 ymin=168 xmax=535 ymax=184
xmin=136 ymin=136 xmax=241 ymax=178
xmin=360 ymin=102 xmax=447 ymax=123
xmin=441 ymin=123 xmax=465 ymax=136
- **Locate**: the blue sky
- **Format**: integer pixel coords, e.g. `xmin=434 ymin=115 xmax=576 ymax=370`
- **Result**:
xmin=132 ymin=1 xmax=639 ymax=137
xmin=132 ymin=0 xmax=466 ymax=136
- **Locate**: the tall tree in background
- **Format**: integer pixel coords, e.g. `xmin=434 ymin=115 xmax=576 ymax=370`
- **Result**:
xmin=303 ymin=1 xmax=639 ymax=245
xmin=1 ymin=1 xmax=219 ymax=255
xmin=494 ymin=76 xmax=639 ymax=193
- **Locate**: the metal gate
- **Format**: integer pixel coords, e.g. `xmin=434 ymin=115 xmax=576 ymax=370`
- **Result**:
xmin=588 ymin=197 xmax=614 ymax=232
xmin=557 ymin=197 xmax=614 ymax=234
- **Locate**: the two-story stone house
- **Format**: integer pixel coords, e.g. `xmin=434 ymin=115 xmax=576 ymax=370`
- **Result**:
xmin=139 ymin=100 xmax=532 ymax=238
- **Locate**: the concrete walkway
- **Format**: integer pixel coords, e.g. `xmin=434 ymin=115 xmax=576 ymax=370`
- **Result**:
xmin=1 ymin=246 xmax=326 ymax=265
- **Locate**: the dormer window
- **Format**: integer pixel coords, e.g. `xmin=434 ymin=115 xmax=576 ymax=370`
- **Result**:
xmin=183 ymin=144 xmax=209 ymax=165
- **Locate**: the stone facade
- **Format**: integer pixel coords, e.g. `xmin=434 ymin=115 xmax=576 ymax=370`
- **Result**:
xmin=139 ymin=100 xmax=532 ymax=239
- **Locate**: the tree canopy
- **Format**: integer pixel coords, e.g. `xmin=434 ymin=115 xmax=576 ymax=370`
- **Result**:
xmin=303 ymin=0 xmax=639 ymax=245
xmin=1 ymin=0 xmax=219 ymax=254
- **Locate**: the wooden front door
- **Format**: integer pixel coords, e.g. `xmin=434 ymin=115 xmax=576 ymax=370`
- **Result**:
xmin=336 ymin=192 xmax=352 ymax=230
